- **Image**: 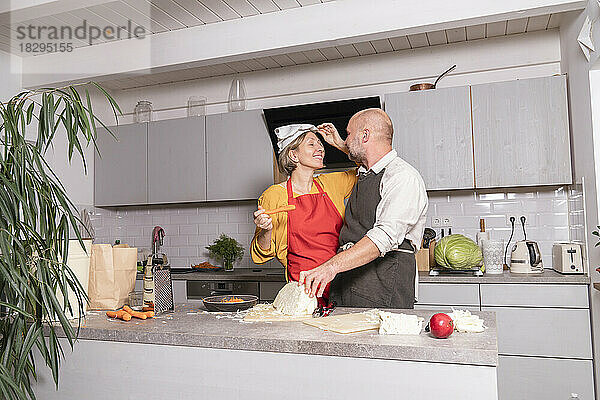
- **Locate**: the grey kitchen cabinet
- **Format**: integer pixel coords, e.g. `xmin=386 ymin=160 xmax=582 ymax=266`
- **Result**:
xmin=498 ymin=356 xmax=594 ymax=400
xmin=471 ymin=75 xmax=572 ymax=188
xmin=94 ymin=123 xmax=148 ymax=206
xmin=206 ymin=110 xmax=273 ymax=201
xmin=147 ymin=116 xmax=206 ymax=204
xmin=482 ymin=306 xmax=592 ymax=359
xmin=385 ymin=86 xmax=474 ymax=190
xmin=415 ymin=283 xmax=480 ymax=306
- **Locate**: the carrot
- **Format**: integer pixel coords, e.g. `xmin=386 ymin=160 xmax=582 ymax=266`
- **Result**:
xmin=265 ymin=205 xmax=296 ymax=215
xmin=144 ymin=310 xmax=154 ymax=318
xmin=123 ymin=305 xmax=148 ymax=320
xmin=106 ymin=310 xmax=132 ymax=321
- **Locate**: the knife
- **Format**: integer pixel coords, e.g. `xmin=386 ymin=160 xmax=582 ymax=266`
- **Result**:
xmin=312 ymin=301 xmax=336 ymax=318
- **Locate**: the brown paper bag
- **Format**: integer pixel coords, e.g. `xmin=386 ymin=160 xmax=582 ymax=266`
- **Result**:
xmin=88 ymin=244 xmax=137 ymax=310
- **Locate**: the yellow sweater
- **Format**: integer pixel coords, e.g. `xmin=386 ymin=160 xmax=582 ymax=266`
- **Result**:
xmin=250 ymin=170 xmax=357 ymax=274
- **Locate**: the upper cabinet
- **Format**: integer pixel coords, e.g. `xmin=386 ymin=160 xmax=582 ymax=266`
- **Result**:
xmin=94 ymin=111 xmax=273 ymax=207
xmin=206 ymin=110 xmax=273 ymax=201
xmin=148 ymin=116 xmax=206 ymax=204
xmin=94 ymin=123 xmax=148 ymax=207
xmin=471 ymin=75 xmax=572 ymax=188
xmin=385 ymin=86 xmax=474 ymax=190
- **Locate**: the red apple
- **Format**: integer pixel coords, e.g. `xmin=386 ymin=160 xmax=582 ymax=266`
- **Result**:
xmin=427 ymin=313 xmax=454 ymax=339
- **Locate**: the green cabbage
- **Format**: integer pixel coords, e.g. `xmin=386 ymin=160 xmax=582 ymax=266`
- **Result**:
xmin=434 ymin=234 xmax=484 ymax=270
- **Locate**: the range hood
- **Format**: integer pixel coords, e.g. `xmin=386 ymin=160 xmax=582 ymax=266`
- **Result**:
xmin=263 ymin=96 xmax=381 ymax=169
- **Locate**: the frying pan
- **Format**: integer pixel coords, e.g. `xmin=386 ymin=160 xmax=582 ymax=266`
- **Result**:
xmin=203 ymin=295 xmax=258 ymax=312
xmin=409 ymin=65 xmax=457 ymax=91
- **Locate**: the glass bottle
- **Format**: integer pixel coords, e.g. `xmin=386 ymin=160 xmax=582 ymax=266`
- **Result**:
xmin=134 ymin=100 xmax=152 ymax=123
xmin=228 ymin=78 xmax=246 ymax=112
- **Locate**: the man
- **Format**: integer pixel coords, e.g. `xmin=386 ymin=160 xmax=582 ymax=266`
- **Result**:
xmin=299 ymin=108 xmax=428 ymax=308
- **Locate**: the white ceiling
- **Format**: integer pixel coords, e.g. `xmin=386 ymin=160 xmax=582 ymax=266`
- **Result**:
xmin=0 ymin=0 xmax=335 ymax=53
xmin=96 ymin=13 xmax=564 ymax=91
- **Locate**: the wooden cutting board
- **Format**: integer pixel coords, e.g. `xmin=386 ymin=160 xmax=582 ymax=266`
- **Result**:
xmin=303 ymin=310 xmax=381 ymax=334
xmin=243 ymin=304 xmax=313 ymax=322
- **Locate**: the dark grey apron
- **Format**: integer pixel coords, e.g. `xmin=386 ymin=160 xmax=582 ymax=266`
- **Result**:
xmin=330 ymin=168 xmax=416 ymax=309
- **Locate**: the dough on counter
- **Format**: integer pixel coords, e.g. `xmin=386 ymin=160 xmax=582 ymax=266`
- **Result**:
xmin=378 ymin=311 xmax=424 ymax=335
xmin=272 ymin=282 xmax=317 ymax=316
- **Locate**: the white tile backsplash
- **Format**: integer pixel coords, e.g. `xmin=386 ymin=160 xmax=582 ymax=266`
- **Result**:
xmin=428 ymin=186 xmax=572 ymax=267
xmin=88 ymin=186 xmax=575 ymax=269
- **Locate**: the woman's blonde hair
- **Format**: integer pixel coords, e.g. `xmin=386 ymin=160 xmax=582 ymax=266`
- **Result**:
xmin=277 ymin=131 xmax=310 ymax=176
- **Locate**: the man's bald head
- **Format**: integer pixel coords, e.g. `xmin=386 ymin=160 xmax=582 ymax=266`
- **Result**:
xmin=348 ymin=108 xmax=394 ymax=144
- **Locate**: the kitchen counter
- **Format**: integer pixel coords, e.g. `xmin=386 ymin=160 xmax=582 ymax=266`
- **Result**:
xmin=35 ymin=304 xmax=498 ymax=400
xmin=419 ymin=269 xmax=590 ymax=284
xmin=68 ymin=304 xmax=497 ymax=367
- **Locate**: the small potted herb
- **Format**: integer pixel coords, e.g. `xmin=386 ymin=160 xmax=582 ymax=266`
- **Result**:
xmin=206 ymin=234 xmax=245 ymax=271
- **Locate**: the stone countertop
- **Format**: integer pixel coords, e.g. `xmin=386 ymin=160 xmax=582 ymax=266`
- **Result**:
xmin=74 ymin=304 xmax=497 ymax=367
xmin=419 ymin=269 xmax=590 ymax=284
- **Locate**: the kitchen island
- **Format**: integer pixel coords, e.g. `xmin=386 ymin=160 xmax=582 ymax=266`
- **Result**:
xmin=34 ymin=304 xmax=498 ymax=400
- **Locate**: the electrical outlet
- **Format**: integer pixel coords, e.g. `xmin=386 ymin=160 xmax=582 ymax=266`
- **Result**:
xmin=432 ymin=217 xmax=442 ymax=227
xmin=506 ymin=215 xmax=517 ymax=226
xmin=442 ymin=217 xmax=453 ymax=227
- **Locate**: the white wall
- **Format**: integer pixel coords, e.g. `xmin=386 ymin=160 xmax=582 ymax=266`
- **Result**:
xmin=559 ymin=5 xmax=600 ymax=397
xmin=0 ymin=50 xmax=22 ymax=100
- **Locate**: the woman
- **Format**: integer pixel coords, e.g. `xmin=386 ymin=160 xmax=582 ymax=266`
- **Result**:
xmin=251 ymin=123 xmax=356 ymax=306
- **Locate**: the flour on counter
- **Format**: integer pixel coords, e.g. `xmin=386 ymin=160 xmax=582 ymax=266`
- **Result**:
xmin=272 ymin=282 xmax=317 ymax=316
xmin=378 ymin=311 xmax=424 ymax=335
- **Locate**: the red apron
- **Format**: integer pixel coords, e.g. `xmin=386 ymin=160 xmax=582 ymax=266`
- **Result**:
xmin=286 ymin=178 xmax=343 ymax=306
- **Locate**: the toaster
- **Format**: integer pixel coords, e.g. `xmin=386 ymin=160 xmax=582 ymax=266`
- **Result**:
xmin=552 ymin=243 xmax=584 ymax=274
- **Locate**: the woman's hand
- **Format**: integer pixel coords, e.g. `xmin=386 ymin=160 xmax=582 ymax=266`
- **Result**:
xmin=253 ymin=206 xmax=273 ymax=231
xmin=317 ymin=123 xmax=348 ymax=154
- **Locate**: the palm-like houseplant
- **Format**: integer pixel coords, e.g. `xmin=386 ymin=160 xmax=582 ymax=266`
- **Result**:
xmin=0 ymin=83 xmax=120 ymax=399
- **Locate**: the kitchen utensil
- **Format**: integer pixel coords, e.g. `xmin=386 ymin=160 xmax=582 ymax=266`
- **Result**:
xmin=265 ymin=205 xmax=296 ymax=215
xmin=510 ymin=240 xmax=543 ymax=273
xmin=409 ymin=65 xmax=457 ymax=91
xmin=476 ymin=219 xmax=489 ymax=246
xmin=203 ymin=294 xmax=258 ymax=312
xmin=312 ymin=301 xmax=336 ymax=318
xmin=552 ymin=243 xmax=584 ymax=274
xmin=423 ymin=228 xmax=436 ymax=248
xmin=482 ymin=239 xmax=504 ymax=274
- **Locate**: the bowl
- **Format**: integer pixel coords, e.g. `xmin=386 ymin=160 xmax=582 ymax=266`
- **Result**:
xmin=202 ymin=294 xmax=258 ymax=312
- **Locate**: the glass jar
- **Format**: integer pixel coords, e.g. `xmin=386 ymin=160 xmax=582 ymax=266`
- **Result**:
xmin=187 ymin=96 xmax=206 ymax=117
xmin=228 ymin=78 xmax=246 ymax=112
xmin=128 ymin=291 xmax=144 ymax=311
xmin=134 ymin=100 xmax=152 ymax=123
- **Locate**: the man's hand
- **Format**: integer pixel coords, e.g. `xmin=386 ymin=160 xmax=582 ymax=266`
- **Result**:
xmin=298 ymin=263 xmax=338 ymax=298
xmin=317 ymin=123 xmax=348 ymax=154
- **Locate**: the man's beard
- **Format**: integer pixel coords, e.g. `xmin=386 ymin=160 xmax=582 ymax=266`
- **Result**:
xmin=347 ymin=139 xmax=365 ymax=164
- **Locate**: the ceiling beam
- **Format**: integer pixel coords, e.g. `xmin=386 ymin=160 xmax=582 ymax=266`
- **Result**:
xmin=21 ymin=0 xmax=586 ymax=88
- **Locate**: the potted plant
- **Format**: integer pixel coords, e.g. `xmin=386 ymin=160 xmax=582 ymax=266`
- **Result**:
xmin=206 ymin=234 xmax=245 ymax=271
xmin=0 ymin=83 xmax=120 ymax=399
